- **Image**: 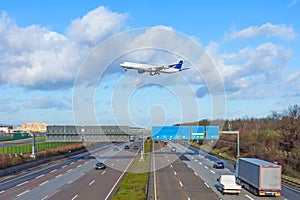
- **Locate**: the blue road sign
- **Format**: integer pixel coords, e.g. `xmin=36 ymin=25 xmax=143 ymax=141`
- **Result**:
xmin=205 ymin=126 xmax=220 ymax=139
xmin=152 ymin=126 xmax=190 ymax=140
xmin=191 ymin=126 xmax=205 ymax=139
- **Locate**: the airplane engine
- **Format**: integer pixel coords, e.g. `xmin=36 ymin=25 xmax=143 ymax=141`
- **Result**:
xmin=138 ymin=69 xmax=145 ymax=73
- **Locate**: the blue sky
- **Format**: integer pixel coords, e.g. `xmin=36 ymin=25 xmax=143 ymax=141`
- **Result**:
xmin=0 ymin=0 xmax=300 ymax=128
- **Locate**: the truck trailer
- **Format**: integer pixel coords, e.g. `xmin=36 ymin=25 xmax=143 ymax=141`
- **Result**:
xmin=235 ymin=158 xmax=281 ymax=196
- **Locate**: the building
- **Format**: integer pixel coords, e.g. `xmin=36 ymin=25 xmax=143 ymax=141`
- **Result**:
xmin=0 ymin=125 xmax=13 ymax=133
xmin=20 ymin=122 xmax=47 ymax=133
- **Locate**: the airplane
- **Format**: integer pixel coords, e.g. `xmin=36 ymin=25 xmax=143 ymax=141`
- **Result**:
xmin=120 ymin=60 xmax=189 ymax=76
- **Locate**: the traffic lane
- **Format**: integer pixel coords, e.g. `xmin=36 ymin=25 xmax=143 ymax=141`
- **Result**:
xmin=183 ymin=143 xmax=296 ymax=199
xmin=48 ymin=148 xmax=137 ymax=200
xmin=48 ymin=167 xmax=122 ymax=200
xmin=6 ymin=144 xmax=124 ymax=200
xmin=154 ymin=143 xmax=219 ymax=200
xmin=0 ymin=142 xmax=113 ymax=191
xmin=0 ymin=156 xmax=92 ymax=200
xmin=154 ymin=148 xmax=187 ymax=200
xmin=171 ymin=158 xmax=219 ymax=200
xmin=175 ymin=143 xmax=286 ymax=200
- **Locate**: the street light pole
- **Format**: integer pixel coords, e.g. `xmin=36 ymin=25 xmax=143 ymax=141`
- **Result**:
xmin=139 ymin=131 xmax=145 ymax=161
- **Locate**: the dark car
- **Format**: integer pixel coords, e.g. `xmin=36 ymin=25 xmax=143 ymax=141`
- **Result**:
xmin=124 ymin=145 xmax=130 ymax=149
xmin=133 ymin=145 xmax=139 ymax=150
xmin=95 ymin=162 xmax=106 ymax=170
xmin=213 ymin=161 xmax=225 ymax=169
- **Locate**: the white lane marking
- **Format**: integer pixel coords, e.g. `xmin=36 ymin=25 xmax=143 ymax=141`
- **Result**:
xmin=179 ymin=181 xmax=183 ymax=187
xmin=62 ymin=165 xmax=67 ymax=168
xmin=170 ymin=164 xmax=173 ymax=168
xmin=167 ymin=159 xmax=170 ymax=163
xmin=89 ymin=180 xmax=95 ymax=186
xmin=174 ymin=171 xmax=177 ymax=176
xmin=55 ymin=174 xmax=62 ymax=178
xmin=70 ymin=162 xmax=75 ymax=165
xmin=102 ymin=171 xmax=106 ymax=175
xmin=204 ymin=166 xmax=208 ymax=169
xmin=199 ymin=162 xmax=202 ymax=165
xmin=116 ymin=159 xmax=119 ymax=162
xmin=195 ymin=159 xmax=198 ymax=162
xmin=84 ymin=161 xmax=88 ymax=164
xmin=67 ymin=169 xmax=73 ymax=172
xmin=194 ymin=172 xmax=198 ymax=176
xmin=35 ymin=174 xmax=45 ymax=179
xmin=187 ymin=198 xmax=191 ymax=200
xmin=17 ymin=181 xmax=28 ymax=187
xmin=40 ymin=181 xmax=48 ymax=186
xmin=204 ymin=182 xmax=210 ymax=188
xmin=0 ymin=190 xmax=5 ymax=194
xmin=210 ymin=170 xmax=216 ymax=174
xmin=41 ymin=195 xmax=48 ymax=200
xmin=50 ymin=169 xmax=57 ymax=173
xmin=77 ymin=164 xmax=82 ymax=168
xmin=71 ymin=194 xmax=78 ymax=200
xmin=111 ymin=163 xmax=115 ymax=167
xmin=104 ymin=153 xmax=135 ymax=200
xmin=187 ymin=165 xmax=190 ymax=168
xmin=67 ymin=180 xmax=73 ymax=184
xmin=17 ymin=190 xmax=30 ymax=196
xmin=245 ymin=194 xmax=254 ymax=200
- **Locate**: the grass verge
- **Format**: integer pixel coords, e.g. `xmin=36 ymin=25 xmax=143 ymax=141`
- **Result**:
xmin=111 ymin=139 xmax=152 ymax=200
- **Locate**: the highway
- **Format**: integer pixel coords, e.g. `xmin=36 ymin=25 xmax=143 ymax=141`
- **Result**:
xmin=1 ymin=139 xmax=299 ymax=200
xmin=151 ymin=141 xmax=219 ymax=200
xmin=150 ymin=141 xmax=297 ymax=200
xmin=0 ymin=142 xmax=138 ymax=200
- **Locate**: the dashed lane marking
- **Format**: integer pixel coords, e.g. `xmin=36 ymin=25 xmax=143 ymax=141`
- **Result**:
xmin=245 ymin=194 xmax=254 ymax=200
xmin=17 ymin=190 xmax=30 ymax=197
xmin=71 ymin=194 xmax=78 ymax=200
xmin=17 ymin=181 xmax=28 ymax=187
xmin=41 ymin=195 xmax=48 ymax=200
xmin=40 ymin=181 xmax=48 ymax=186
xmin=89 ymin=180 xmax=95 ymax=186
xmin=35 ymin=174 xmax=45 ymax=179
xmin=179 ymin=181 xmax=183 ymax=187
xmin=204 ymin=182 xmax=210 ymax=188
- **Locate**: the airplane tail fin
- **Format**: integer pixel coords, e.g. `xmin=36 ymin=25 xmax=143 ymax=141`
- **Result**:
xmin=173 ymin=60 xmax=184 ymax=70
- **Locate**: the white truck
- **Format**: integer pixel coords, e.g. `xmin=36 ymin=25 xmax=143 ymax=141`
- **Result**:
xmin=235 ymin=158 xmax=281 ymax=196
xmin=217 ymin=175 xmax=241 ymax=195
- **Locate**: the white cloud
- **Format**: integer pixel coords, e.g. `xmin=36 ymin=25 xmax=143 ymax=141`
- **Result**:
xmin=225 ymin=23 xmax=297 ymax=40
xmin=0 ymin=7 xmax=127 ymax=89
xmin=27 ymin=96 xmax=69 ymax=109
xmin=203 ymin=41 xmax=292 ymax=99
xmin=67 ymin=6 xmax=127 ymax=45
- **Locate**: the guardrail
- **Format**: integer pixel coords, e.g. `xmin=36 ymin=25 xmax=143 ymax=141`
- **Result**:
xmin=282 ymin=178 xmax=300 ymax=190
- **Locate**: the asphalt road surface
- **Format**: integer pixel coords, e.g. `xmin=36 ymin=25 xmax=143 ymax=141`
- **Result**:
xmin=150 ymin=140 xmax=297 ymax=200
xmin=151 ymin=141 xmax=219 ymax=200
xmin=0 ymin=142 xmax=139 ymax=200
